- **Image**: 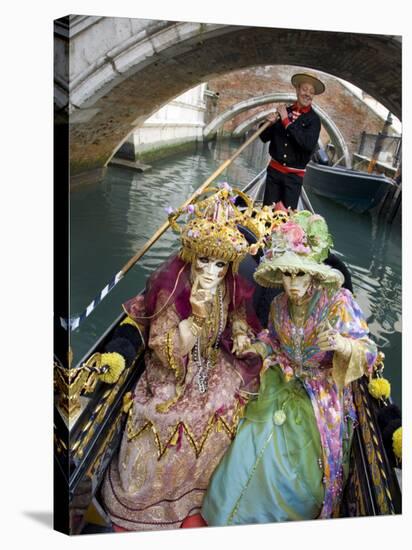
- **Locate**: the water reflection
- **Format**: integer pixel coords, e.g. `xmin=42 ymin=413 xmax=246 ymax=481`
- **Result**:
xmin=306 ymin=191 xmax=401 ymax=406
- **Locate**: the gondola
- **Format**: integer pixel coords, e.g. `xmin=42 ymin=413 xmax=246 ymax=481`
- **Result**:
xmin=54 ymin=170 xmax=401 ymax=536
xmin=303 ymin=160 xmax=395 ymax=214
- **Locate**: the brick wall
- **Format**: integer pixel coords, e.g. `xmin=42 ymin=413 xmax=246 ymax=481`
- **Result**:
xmin=206 ymin=65 xmax=396 ymax=159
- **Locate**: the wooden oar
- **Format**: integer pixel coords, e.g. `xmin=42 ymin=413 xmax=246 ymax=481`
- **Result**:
xmin=64 ymin=120 xmax=272 ymax=330
xmin=120 ymin=120 xmax=271 ymax=275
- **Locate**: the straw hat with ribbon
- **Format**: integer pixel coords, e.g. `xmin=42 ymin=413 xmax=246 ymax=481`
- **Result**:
xmin=291 ymin=72 xmax=325 ymax=95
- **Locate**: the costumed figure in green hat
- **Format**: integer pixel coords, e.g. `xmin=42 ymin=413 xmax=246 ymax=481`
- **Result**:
xmin=201 ymin=210 xmax=378 ymax=524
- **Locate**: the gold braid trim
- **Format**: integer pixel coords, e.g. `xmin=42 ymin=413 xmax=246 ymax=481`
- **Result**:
xmin=164 ymin=330 xmax=182 ymax=379
xmin=155 ymin=330 xmax=186 ymax=413
xmin=155 ymin=384 xmax=185 ymax=414
xmin=127 ymin=399 xmax=245 ymax=459
xmin=120 ymin=315 xmax=143 ymax=331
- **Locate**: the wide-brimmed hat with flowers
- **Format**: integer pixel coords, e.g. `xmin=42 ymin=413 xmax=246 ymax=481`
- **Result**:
xmin=254 ymin=210 xmax=344 ymax=288
xmin=291 ymin=72 xmax=325 ymax=95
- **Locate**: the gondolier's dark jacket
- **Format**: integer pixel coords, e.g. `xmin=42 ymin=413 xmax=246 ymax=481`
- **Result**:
xmin=259 ymin=106 xmax=321 ymax=170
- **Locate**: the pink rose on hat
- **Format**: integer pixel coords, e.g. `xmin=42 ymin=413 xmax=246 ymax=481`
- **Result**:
xmin=280 ymin=221 xmax=311 ymax=254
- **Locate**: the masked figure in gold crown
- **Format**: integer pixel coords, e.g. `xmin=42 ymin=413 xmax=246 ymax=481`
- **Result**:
xmin=201 ymin=210 xmax=378 ymax=525
xmin=99 ymin=186 xmax=265 ymax=531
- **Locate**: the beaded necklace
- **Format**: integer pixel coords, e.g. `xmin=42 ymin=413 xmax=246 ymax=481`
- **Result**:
xmin=193 ymin=284 xmax=225 ymax=393
xmin=288 ymin=287 xmax=314 ymax=377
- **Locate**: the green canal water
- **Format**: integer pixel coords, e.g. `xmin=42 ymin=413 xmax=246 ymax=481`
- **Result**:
xmin=70 ymin=139 xmax=402 ymax=407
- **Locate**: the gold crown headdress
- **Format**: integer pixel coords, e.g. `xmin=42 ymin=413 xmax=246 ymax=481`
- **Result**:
xmin=242 ymin=204 xmax=290 ymax=240
xmin=168 ymin=185 xmax=264 ymax=272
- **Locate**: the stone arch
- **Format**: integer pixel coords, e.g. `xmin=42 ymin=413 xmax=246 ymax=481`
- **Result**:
xmin=55 ymin=17 xmax=400 ymax=183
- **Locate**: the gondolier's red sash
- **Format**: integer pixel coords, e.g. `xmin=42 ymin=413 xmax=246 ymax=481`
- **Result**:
xmin=269 ymin=158 xmax=306 ymax=178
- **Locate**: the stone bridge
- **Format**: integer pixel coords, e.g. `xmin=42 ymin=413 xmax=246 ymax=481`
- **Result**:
xmin=54 ymin=16 xmax=401 ymax=186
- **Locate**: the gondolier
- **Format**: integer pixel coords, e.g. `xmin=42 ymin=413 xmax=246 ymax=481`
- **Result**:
xmin=260 ymin=72 xmax=325 ymax=208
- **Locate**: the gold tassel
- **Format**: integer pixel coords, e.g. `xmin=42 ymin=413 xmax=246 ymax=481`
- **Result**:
xmin=122 ymin=392 xmax=133 ymax=414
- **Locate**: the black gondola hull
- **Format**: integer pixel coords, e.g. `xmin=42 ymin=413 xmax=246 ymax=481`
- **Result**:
xmin=303 ymin=161 xmax=394 ymax=213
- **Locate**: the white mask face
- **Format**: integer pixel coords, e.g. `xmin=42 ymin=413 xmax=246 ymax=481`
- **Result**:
xmin=282 ymin=271 xmax=312 ymax=303
xmin=193 ymin=256 xmax=229 ymax=292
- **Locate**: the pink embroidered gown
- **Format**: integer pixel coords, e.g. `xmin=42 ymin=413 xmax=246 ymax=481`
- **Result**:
xmin=101 ymin=258 xmax=261 ymax=531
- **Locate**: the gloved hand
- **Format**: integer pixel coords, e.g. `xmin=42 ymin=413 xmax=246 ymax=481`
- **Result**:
xmin=231 ymin=333 xmax=252 ymax=356
xmin=189 ymin=277 xmax=213 ymax=319
xmin=316 ymin=321 xmax=352 ymax=358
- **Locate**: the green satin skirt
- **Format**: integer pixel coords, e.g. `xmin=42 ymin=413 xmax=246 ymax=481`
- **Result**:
xmin=202 ymin=365 xmax=336 ymax=525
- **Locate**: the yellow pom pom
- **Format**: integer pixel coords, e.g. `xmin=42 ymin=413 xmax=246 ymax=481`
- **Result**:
xmin=99 ymin=352 xmax=126 ymax=384
xmin=392 ymin=427 xmax=402 ymax=461
xmin=368 ymin=377 xmax=391 ymax=400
